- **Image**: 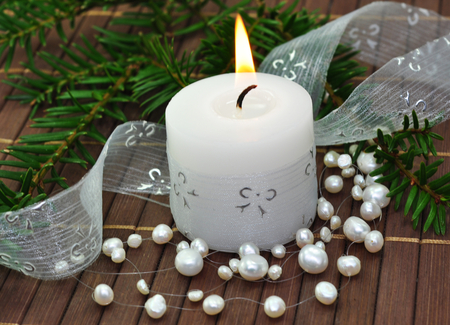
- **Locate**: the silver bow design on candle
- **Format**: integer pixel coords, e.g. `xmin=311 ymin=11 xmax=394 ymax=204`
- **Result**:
xmin=173 ymin=172 xmax=198 ymax=209
xmin=235 ymin=187 xmax=277 ymax=217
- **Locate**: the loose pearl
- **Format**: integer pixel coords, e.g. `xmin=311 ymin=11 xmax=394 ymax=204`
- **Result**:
xmin=94 ymin=284 xmax=114 ymax=306
xmin=298 ymin=244 xmax=328 ymax=274
xmin=343 ymin=217 xmax=371 ymax=243
xmin=315 ymin=281 xmax=337 ymax=305
xmin=271 ymin=244 xmax=286 ymax=259
xmin=191 ymin=238 xmax=209 ymax=258
xmin=360 ymin=201 xmax=382 ymax=221
xmin=357 ymin=151 xmax=381 ymax=175
xmin=111 ymin=247 xmax=126 ymax=263
xmin=337 ymin=255 xmax=361 ymax=277
xmin=318 ymin=197 xmax=328 ymax=203
xmin=324 ymin=175 xmax=343 ymax=194
xmin=317 ymin=201 xmax=334 ymax=220
xmin=127 ymin=234 xmax=142 ymax=248
xmin=349 ymin=144 xmax=358 ymax=156
xmin=145 ymin=294 xmax=166 ymax=319
xmin=137 ymin=279 xmax=149 ymax=295
xmin=203 ymin=295 xmax=225 ymax=315
xmin=54 ymin=260 xmax=69 ymax=274
xmin=175 ymin=248 xmax=204 ymax=276
xmin=268 ymin=265 xmax=282 ymax=280
xmin=218 ymin=265 xmax=233 ymax=281
xmin=330 ymin=215 xmax=342 ymax=230
xmin=188 ymin=289 xmax=204 ymax=302
xmin=351 ymin=185 xmax=363 ymax=201
xmin=365 ymin=174 xmax=382 ymax=187
xmin=264 ymin=296 xmax=286 ymax=318
xmin=238 ymin=242 xmax=260 ymax=258
xmin=176 ymin=240 xmax=190 ymax=253
xmin=229 ymin=258 xmax=240 ymax=273
xmin=342 ymin=166 xmax=356 ymax=178
xmin=338 ymin=154 xmax=352 ymax=169
xmin=324 ymin=151 xmax=340 ymax=168
xmin=102 ymin=238 xmax=123 ymax=257
xmin=353 ymin=175 xmax=365 ymax=189
xmin=363 ymin=184 xmax=391 ymax=208
xmin=70 ymin=253 xmax=85 ymax=265
xmin=239 ymin=255 xmax=269 ymax=281
xmin=152 ymin=224 xmax=173 ymax=244
xmin=315 ymin=241 xmax=326 ymax=251
xmin=320 ymin=227 xmax=332 ymax=243
xmin=364 ymin=230 xmax=384 ymax=253
xmin=296 ymin=228 xmax=314 ymax=248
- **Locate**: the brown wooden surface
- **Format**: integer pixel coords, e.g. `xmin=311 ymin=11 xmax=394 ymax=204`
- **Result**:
xmin=1 ymin=1 xmax=450 ymax=324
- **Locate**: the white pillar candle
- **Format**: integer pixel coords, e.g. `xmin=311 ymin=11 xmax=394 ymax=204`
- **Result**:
xmin=166 ymin=72 xmax=316 ymax=251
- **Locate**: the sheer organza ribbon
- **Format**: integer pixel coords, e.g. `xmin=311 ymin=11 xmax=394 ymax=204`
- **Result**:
xmin=2 ymin=2 xmax=450 ymax=280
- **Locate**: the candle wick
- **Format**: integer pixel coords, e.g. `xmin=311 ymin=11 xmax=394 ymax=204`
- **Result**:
xmin=236 ymin=85 xmax=257 ymax=109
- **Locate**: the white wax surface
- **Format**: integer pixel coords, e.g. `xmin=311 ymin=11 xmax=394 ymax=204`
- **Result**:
xmin=166 ymin=73 xmax=313 ymax=175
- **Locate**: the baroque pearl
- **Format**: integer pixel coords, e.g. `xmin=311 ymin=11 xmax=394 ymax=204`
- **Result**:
xmin=343 ymin=217 xmax=371 ymax=243
xmin=349 ymin=144 xmax=358 ymax=156
xmin=315 ymin=281 xmax=337 ymax=305
xmin=239 ymin=254 xmax=269 ymax=281
xmin=324 ymin=175 xmax=343 ymax=194
xmin=298 ymin=244 xmax=328 ymax=274
xmin=137 ymin=279 xmax=149 ymax=295
xmin=342 ymin=166 xmax=356 ymax=178
xmin=351 ymin=185 xmax=363 ymax=201
xmin=268 ymin=265 xmax=282 ymax=280
xmin=320 ymin=227 xmax=332 ymax=243
xmin=353 ymin=174 xmax=365 ymax=189
xmin=176 ymin=240 xmax=190 ymax=253
xmin=330 ymin=215 xmax=342 ymax=230
xmin=338 ymin=154 xmax=352 ymax=169
xmin=337 ymin=255 xmax=361 ymax=277
xmin=145 ymin=294 xmax=166 ymax=319
xmin=152 ymin=224 xmax=173 ymax=244
xmin=127 ymin=234 xmax=142 ymax=248
xmin=357 ymin=151 xmax=381 ymax=175
xmin=218 ymin=266 xmax=233 ymax=281
xmin=102 ymin=238 xmax=123 ymax=257
xmin=229 ymin=258 xmax=240 ymax=273
xmin=188 ymin=289 xmax=204 ymax=302
xmin=365 ymin=173 xmax=382 ymax=187
xmin=94 ymin=284 xmax=114 ymax=306
xmin=203 ymin=295 xmax=225 ymax=315
xmin=111 ymin=247 xmax=126 ymax=263
xmin=324 ymin=150 xmax=340 ymax=167
xmin=317 ymin=201 xmax=334 ymax=220
xmin=175 ymin=248 xmax=204 ymax=276
xmin=238 ymin=242 xmax=260 ymax=258
xmin=363 ymin=184 xmax=391 ymax=208
xmin=54 ymin=260 xmax=69 ymax=274
xmin=365 ymin=230 xmax=384 ymax=253
xmin=296 ymin=228 xmax=314 ymax=248
xmin=315 ymin=241 xmax=326 ymax=251
xmin=271 ymin=244 xmax=286 ymax=259
xmin=264 ymin=296 xmax=286 ymax=318
xmin=318 ymin=197 xmax=328 ymax=203
xmin=360 ymin=201 xmax=382 ymax=221
xmin=191 ymin=238 xmax=209 ymax=258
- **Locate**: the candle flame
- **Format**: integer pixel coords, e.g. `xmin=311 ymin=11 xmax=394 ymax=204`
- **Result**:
xmin=235 ymin=14 xmax=255 ymax=73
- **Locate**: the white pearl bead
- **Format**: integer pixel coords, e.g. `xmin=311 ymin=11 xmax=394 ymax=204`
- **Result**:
xmin=238 ymin=242 xmax=260 ymax=258
xmin=296 ymin=228 xmax=314 ymax=248
xmin=229 ymin=258 xmax=240 ymax=273
xmin=271 ymin=244 xmax=286 ymax=259
xmin=218 ymin=265 xmax=233 ymax=281
xmin=264 ymin=296 xmax=286 ymax=318
xmin=351 ymin=185 xmax=363 ymax=201
xmin=362 ymin=184 xmax=391 ymax=208
xmin=298 ymin=244 xmax=328 ymax=274
xmin=342 ymin=166 xmax=356 ymax=178
xmin=349 ymin=144 xmax=358 ymax=156
xmin=175 ymin=248 xmax=204 ymax=276
xmin=137 ymin=279 xmax=149 ymax=295
xmin=102 ymin=238 xmax=123 ymax=257
xmin=190 ymin=238 xmax=209 ymax=258
xmin=320 ymin=227 xmax=332 ymax=243
xmin=268 ymin=265 xmax=282 ymax=280
xmin=70 ymin=253 xmax=85 ymax=265
xmin=337 ymin=255 xmax=361 ymax=277
xmin=338 ymin=154 xmax=352 ymax=169
xmin=111 ymin=247 xmax=126 ymax=263
xmin=188 ymin=289 xmax=204 ymax=302
xmin=357 ymin=151 xmax=381 ymax=175
xmin=330 ymin=215 xmax=342 ymax=230
xmin=127 ymin=234 xmax=142 ymax=248
xmin=368 ymin=139 xmax=376 ymax=146
xmin=176 ymin=240 xmax=190 ymax=253
xmin=54 ymin=260 xmax=69 ymax=274
xmin=239 ymin=254 xmax=269 ymax=281
xmin=324 ymin=175 xmax=344 ymax=194
xmin=353 ymin=174 xmax=365 ymax=189
xmin=365 ymin=174 xmax=382 ymax=187
xmin=315 ymin=241 xmax=326 ymax=251
xmin=315 ymin=281 xmax=337 ymax=305
xmin=318 ymin=197 xmax=328 ymax=203
xmin=145 ymin=294 xmax=166 ymax=319
xmin=324 ymin=151 xmax=340 ymax=168
xmin=94 ymin=284 xmax=114 ymax=306
xmin=343 ymin=217 xmax=371 ymax=243
xmin=360 ymin=201 xmax=382 ymax=221
xmin=152 ymin=224 xmax=173 ymax=244
xmin=317 ymin=201 xmax=334 ymax=220
xmin=203 ymin=295 xmax=225 ymax=315
xmin=364 ymin=230 xmax=384 ymax=253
